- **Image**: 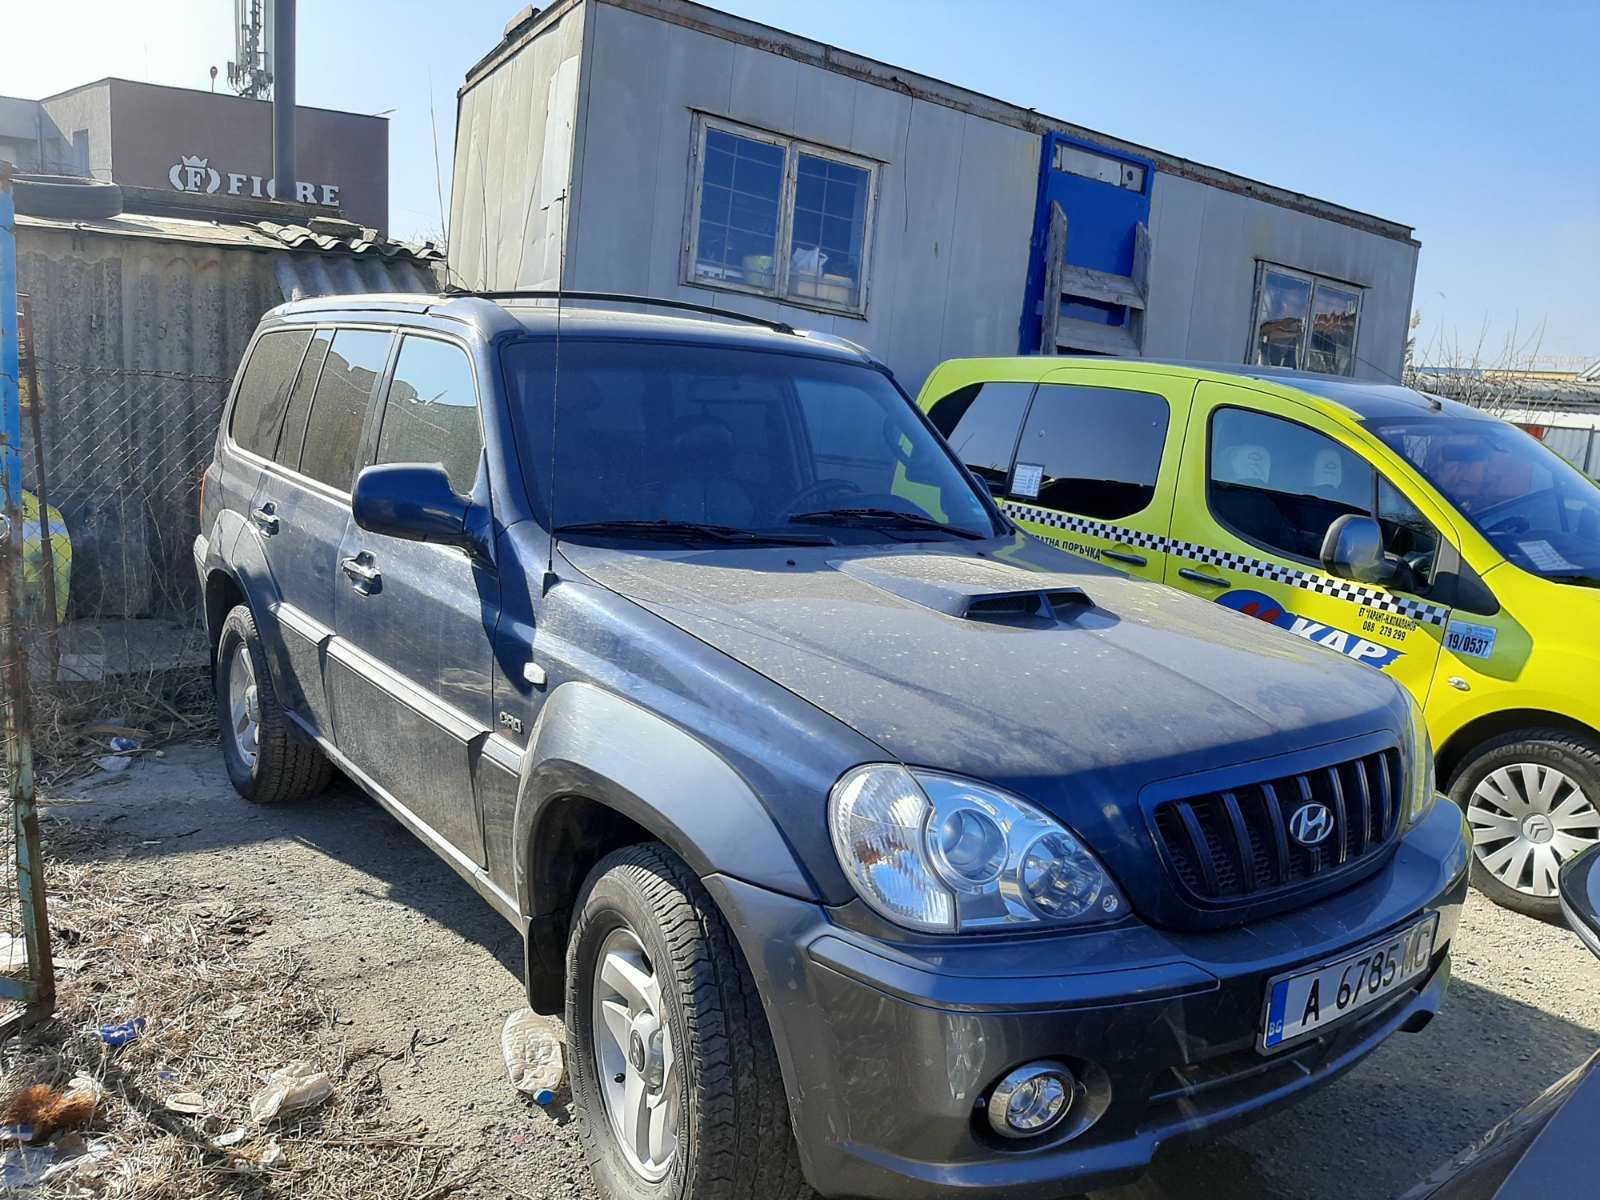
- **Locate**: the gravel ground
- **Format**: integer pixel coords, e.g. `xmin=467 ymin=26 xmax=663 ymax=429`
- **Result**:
xmin=34 ymin=743 xmax=1600 ymax=1199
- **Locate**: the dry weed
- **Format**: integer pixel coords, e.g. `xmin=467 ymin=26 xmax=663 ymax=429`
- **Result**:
xmin=1 ymin=826 xmax=469 ymax=1198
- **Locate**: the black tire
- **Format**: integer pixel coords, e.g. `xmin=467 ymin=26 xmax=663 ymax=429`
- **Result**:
xmin=11 ymin=174 xmax=123 ymax=220
xmin=214 ymin=604 xmax=332 ymax=804
xmin=565 ymin=843 xmax=810 ymax=1200
xmin=1447 ymin=728 xmax=1600 ymax=921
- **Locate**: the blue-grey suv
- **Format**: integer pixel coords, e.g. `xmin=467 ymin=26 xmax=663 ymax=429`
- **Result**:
xmin=196 ymin=291 xmax=1471 ymax=1200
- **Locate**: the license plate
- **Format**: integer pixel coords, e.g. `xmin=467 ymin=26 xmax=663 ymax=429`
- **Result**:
xmin=1261 ymin=913 xmax=1439 ymax=1051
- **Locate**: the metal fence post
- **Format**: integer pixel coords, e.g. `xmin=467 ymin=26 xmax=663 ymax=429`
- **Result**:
xmin=0 ymin=162 xmax=56 ymax=1036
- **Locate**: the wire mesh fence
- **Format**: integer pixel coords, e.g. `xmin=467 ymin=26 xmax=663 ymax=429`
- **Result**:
xmin=14 ymin=312 xmax=225 ymax=782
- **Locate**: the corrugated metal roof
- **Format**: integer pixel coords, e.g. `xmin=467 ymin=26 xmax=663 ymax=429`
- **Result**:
xmin=15 ymin=210 xmax=444 ymax=299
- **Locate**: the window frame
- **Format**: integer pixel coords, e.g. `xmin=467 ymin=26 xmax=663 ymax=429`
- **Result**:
xmin=1247 ymin=262 xmax=1365 ymax=377
xmin=683 ymin=113 xmax=881 ymax=319
xmin=226 ymin=321 xmax=397 ymax=501
xmin=371 ymin=331 xmax=489 ymax=498
xmin=226 ymin=327 xmax=313 ymax=462
xmin=1205 ymin=403 xmax=1444 ymax=592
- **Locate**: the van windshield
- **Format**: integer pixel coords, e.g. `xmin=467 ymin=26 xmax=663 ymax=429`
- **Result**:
xmin=502 ymin=339 xmax=999 ymax=544
xmin=1369 ymin=415 xmax=1600 ymax=583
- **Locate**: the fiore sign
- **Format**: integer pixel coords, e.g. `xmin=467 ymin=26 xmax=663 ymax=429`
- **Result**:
xmin=168 ymin=154 xmax=341 ymax=208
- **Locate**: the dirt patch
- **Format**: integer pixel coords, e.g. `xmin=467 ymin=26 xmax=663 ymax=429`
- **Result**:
xmin=0 ymin=818 xmax=475 ymax=1197
xmin=10 ymin=743 xmax=1600 ymax=1200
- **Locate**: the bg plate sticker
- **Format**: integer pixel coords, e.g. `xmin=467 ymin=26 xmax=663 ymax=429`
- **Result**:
xmin=1446 ymin=620 xmax=1497 ymax=660
xmin=1218 ymin=589 xmax=1402 ymax=668
xmin=1010 ymin=462 xmax=1044 ymax=499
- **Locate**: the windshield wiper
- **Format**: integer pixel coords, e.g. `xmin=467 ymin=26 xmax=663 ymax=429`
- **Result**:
xmin=1550 ymin=573 xmax=1600 ymax=589
xmin=555 ymin=519 xmax=831 ymax=546
xmin=787 ymin=507 xmax=988 ymax=540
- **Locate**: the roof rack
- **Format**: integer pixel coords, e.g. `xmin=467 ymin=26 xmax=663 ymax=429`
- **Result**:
xmin=440 ymin=289 xmax=797 ymax=336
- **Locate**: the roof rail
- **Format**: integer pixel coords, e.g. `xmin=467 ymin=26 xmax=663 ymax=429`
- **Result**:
xmin=440 ymin=288 xmax=797 ymax=336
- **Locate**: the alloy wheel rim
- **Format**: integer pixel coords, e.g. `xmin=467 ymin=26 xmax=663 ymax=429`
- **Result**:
xmin=591 ymin=926 xmax=679 ymax=1181
xmin=1468 ymin=763 xmax=1600 ymax=897
xmin=227 ymin=642 xmax=261 ymax=773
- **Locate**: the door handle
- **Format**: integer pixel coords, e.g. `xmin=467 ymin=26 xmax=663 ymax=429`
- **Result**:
xmin=340 ymin=553 xmax=382 ymax=595
xmin=250 ymin=502 xmax=279 ymax=535
xmin=1178 ymin=567 xmax=1229 ymax=588
xmin=1102 ymin=549 xmax=1147 ymax=567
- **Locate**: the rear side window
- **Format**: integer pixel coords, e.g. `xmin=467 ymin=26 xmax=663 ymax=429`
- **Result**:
xmin=275 ymin=329 xmax=332 ymax=470
xmin=1209 ymin=406 xmax=1374 ymax=562
xmin=229 ymin=330 xmax=310 ymax=458
xmin=928 ymin=382 xmax=1032 ymax=487
xmin=300 ymin=329 xmax=392 ymax=492
xmin=375 ymin=336 xmax=483 ymax=494
xmin=1011 ymin=383 xmax=1168 ymax=519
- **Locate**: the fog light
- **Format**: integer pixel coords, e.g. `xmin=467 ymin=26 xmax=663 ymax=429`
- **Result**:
xmin=987 ymin=1061 xmax=1075 ymax=1139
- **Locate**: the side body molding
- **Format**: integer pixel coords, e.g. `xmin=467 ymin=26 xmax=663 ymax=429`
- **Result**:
xmin=512 ymin=680 xmax=817 ymax=918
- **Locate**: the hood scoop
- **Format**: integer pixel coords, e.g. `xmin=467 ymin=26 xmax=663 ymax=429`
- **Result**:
xmin=833 ymin=553 xmax=1092 ymax=622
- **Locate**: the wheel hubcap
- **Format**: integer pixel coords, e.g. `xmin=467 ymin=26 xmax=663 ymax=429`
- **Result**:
xmin=1468 ymin=762 xmax=1600 ymax=897
xmin=227 ymin=642 xmax=260 ymax=773
xmin=592 ymin=927 xmax=679 ymax=1181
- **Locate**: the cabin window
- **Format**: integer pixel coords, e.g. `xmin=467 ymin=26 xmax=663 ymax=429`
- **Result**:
xmin=1250 ymin=263 xmax=1364 ymax=376
xmin=686 ymin=114 xmax=878 ymax=317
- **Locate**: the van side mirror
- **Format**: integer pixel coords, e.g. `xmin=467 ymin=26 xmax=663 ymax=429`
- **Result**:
xmin=1560 ymin=846 xmax=1600 ymax=962
xmin=1321 ymin=514 xmax=1415 ymax=591
xmin=352 ymin=463 xmax=477 ymax=553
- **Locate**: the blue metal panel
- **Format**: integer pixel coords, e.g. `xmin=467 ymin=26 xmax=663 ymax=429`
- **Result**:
xmin=1018 ymin=132 xmax=1154 ymax=353
xmin=1 ymin=173 xmax=18 ymax=508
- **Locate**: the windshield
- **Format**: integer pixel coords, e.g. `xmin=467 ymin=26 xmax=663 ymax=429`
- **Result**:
xmin=502 ymin=338 xmax=998 ymax=543
xmin=1369 ymin=415 xmax=1600 ymax=581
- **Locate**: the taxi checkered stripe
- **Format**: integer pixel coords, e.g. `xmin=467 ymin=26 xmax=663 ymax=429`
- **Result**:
xmin=1000 ymin=500 xmax=1450 ymax=628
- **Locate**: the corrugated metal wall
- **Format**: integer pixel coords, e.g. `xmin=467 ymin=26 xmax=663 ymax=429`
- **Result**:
xmin=18 ymin=227 xmax=279 ymax=617
xmin=450 ymin=2 xmax=587 ymax=291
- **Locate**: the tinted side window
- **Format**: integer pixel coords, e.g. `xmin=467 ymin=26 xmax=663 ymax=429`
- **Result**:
xmin=1378 ymin=477 xmax=1440 ymax=585
xmin=1209 ymin=407 xmax=1374 ymax=562
xmin=229 ymin=330 xmax=310 ymax=458
xmin=928 ymin=382 xmax=1032 ymax=486
xmin=300 ymin=329 xmax=392 ymax=492
xmin=376 ymin=337 xmax=483 ymax=493
xmin=1012 ymin=383 xmax=1168 ymax=519
xmin=276 ymin=329 xmax=332 ymax=470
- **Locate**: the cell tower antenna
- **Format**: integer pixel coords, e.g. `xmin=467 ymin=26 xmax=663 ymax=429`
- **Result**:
xmin=227 ymin=0 xmax=274 ymax=100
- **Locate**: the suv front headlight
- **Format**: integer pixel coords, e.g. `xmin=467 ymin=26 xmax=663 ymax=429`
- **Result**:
xmin=1404 ymin=693 xmax=1437 ymax=827
xmin=827 ymin=764 xmax=1126 ymax=934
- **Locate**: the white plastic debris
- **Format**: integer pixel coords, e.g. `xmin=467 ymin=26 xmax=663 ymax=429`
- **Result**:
xmin=164 ymin=1091 xmax=206 ymax=1115
xmin=502 ymin=1008 xmax=566 ymax=1105
xmin=93 ymin=755 xmax=133 ymax=774
xmin=248 ymin=1062 xmax=334 ymax=1124
xmin=212 ymin=1127 xmax=248 ymax=1148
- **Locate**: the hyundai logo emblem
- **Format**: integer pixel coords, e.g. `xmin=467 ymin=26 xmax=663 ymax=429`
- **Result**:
xmin=1289 ymin=801 xmax=1335 ymax=847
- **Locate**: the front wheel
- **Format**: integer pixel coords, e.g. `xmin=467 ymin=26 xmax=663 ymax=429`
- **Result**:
xmin=565 ymin=843 xmax=810 ymax=1200
xmin=1449 ymin=729 xmax=1600 ymax=920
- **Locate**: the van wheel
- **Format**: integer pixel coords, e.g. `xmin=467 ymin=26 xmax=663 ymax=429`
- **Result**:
xmin=1448 ymin=729 xmax=1600 ymax=921
xmin=566 ymin=843 xmax=810 ymax=1200
xmin=215 ymin=605 xmax=332 ymax=804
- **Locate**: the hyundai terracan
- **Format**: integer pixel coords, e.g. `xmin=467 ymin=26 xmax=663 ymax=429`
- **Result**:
xmin=196 ymin=293 xmax=1470 ymax=1200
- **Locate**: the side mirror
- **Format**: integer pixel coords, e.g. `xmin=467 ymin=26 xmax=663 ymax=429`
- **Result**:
xmin=1320 ymin=514 xmax=1415 ymax=591
xmin=1560 ymin=846 xmax=1600 ymax=962
xmin=352 ymin=463 xmax=475 ymax=552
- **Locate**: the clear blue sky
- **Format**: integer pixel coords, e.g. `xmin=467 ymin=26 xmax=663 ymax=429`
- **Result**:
xmin=12 ymin=1 xmax=1598 ymax=366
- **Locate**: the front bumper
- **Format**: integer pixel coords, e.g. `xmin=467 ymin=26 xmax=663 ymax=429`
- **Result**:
xmin=705 ymin=798 xmax=1470 ymax=1200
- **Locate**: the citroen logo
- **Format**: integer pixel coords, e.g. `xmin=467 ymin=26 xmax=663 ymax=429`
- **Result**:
xmin=1289 ymin=801 xmax=1335 ymax=847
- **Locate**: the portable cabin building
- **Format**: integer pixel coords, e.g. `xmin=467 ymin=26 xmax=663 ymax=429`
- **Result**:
xmin=449 ymin=0 xmax=1421 ymax=391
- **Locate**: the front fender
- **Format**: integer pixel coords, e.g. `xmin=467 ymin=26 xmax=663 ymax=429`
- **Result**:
xmin=511 ymin=680 xmax=817 ymax=917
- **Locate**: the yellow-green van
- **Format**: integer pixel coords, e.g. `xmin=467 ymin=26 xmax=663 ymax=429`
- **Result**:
xmin=920 ymin=357 xmax=1600 ymax=919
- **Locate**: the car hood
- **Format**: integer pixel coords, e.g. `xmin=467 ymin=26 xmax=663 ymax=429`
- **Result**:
xmin=561 ymin=533 xmax=1406 ymax=816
